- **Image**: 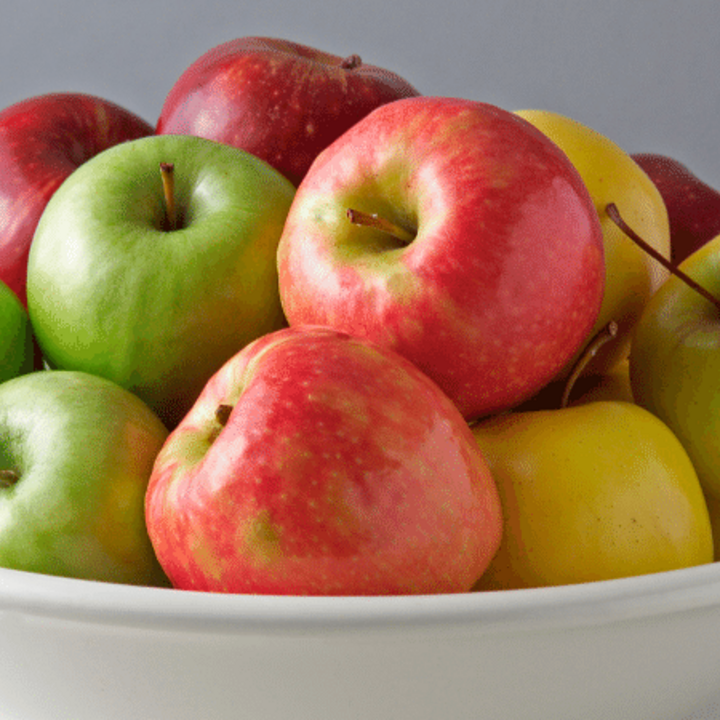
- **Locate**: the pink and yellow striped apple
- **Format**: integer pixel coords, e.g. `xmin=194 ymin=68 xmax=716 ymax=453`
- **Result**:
xmin=145 ymin=325 xmax=502 ymax=595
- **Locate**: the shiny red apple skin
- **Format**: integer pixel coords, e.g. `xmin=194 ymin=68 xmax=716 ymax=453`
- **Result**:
xmin=277 ymin=97 xmax=605 ymax=421
xmin=0 ymin=92 xmax=153 ymax=307
xmin=155 ymin=36 xmax=420 ymax=185
xmin=632 ymin=153 xmax=720 ymax=265
xmin=145 ymin=325 xmax=502 ymax=595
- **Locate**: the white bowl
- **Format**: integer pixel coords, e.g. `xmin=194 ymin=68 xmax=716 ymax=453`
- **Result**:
xmin=1 ymin=563 xmax=720 ymax=720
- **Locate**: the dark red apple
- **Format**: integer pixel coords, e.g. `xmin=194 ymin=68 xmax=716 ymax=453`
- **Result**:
xmin=0 ymin=92 xmax=153 ymax=306
xmin=155 ymin=36 xmax=420 ymax=185
xmin=632 ymin=153 xmax=720 ymax=264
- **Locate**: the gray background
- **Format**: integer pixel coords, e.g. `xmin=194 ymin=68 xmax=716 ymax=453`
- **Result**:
xmin=3 ymin=0 xmax=720 ymax=189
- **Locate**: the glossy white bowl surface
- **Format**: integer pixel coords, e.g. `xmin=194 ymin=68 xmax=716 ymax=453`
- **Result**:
xmin=2 ymin=562 xmax=720 ymax=720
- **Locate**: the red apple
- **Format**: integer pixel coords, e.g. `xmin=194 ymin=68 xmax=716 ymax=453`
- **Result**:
xmin=631 ymin=153 xmax=720 ymax=264
xmin=155 ymin=36 xmax=420 ymax=185
xmin=277 ymin=97 xmax=605 ymax=421
xmin=0 ymin=92 xmax=153 ymax=307
xmin=145 ymin=325 xmax=502 ymax=595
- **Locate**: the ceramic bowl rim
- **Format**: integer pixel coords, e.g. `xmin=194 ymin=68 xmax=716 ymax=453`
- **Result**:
xmin=1 ymin=560 xmax=719 ymax=637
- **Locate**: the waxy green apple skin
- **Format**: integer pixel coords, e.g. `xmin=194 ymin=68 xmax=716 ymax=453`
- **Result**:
xmin=156 ymin=36 xmax=420 ymax=185
xmin=27 ymin=134 xmax=296 ymax=429
xmin=145 ymin=326 xmax=503 ymax=595
xmin=0 ymin=92 xmax=153 ymax=307
xmin=277 ymin=97 xmax=605 ymax=422
xmin=0 ymin=280 xmax=33 ymax=384
xmin=0 ymin=370 xmax=170 ymax=586
xmin=630 ymin=234 xmax=720 ymax=500
xmin=471 ymin=401 xmax=713 ymax=591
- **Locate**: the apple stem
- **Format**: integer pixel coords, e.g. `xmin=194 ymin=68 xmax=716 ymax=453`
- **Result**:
xmin=215 ymin=404 xmax=233 ymax=427
xmin=560 ymin=321 xmax=619 ymax=408
xmin=207 ymin=404 xmax=234 ymax=445
xmin=340 ymin=54 xmax=362 ymax=70
xmin=160 ymin=162 xmax=177 ymax=231
xmin=0 ymin=469 xmax=19 ymax=489
xmin=346 ymin=208 xmax=415 ymax=246
xmin=606 ymin=202 xmax=720 ymax=313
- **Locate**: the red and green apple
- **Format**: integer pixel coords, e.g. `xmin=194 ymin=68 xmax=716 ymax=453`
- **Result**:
xmin=145 ymin=325 xmax=503 ymax=595
xmin=277 ymin=97 xmax=605 ymax=421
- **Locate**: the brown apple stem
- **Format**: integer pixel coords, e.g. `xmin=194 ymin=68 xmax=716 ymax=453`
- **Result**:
xmin=215 ymin=404 xmax=233 ymax=427
xmin=560 ymin=320 xmax=619 ymax=408
xmin=346 ymin=208 xmax=415 ymax=246
xmin=0 ymin=469 xmax=19 ymax=488
xmin=340 ymin=54 xmax=362 ymax=70
xmin=606 ymin=202 xmax=720 ymax=313
xmin=160 ymin=162 xmax=177 ymax=231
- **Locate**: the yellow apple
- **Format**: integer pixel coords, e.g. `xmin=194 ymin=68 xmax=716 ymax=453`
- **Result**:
xmin=471 ymin=401 xmax=713 ymax=590
xmin=515 ymin=110 xmax=671 ymax=376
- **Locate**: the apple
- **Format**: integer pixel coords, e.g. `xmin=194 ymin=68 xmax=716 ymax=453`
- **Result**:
xmin=631 ymin=153 xmax=720 ymax=265
xmin=27 ymin=134 xmax=295 ymax=429
xmin=0 ymin=370 xmax=170 ymax=585
xmin=515 ymin=110 xmax=671 ymax=376
xmin=471 ymin=401 xmax=713 ymax=590
xmin=0 ymin=92 xmax=154 ymax=307
xmin=276 ymin=97 xmax=605 ymax=422
xmin=156 ymin=36 xmax=420 ymax=185
xmin=0 ymin=280 xmax=33 ymax=384
xmin=145 ymin=325 xmax=503 ymax=595
xmin=629 ymin=233 xmax=720 ymax=500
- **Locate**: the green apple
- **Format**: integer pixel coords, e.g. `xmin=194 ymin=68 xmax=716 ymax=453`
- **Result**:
xmin=0 ymin=279 xmax=33 ymax=383
xmin=471 ymin=401 xmax=713 ymax=590
xmin=27 ymin=134 xmax=295 ymax=428
xmin=515 ymin=109 xmax=671 ymax=376
xmin=630 ymin=233 xmax=720 ymax=500
xmin=0 ymin=370 xmax=170 ymax=585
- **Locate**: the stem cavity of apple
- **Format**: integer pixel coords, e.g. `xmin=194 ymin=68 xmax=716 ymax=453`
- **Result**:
xmin=340 ymin=54 xmax=362 ymax=70
xmin=560 ymin=321 xmax=619 ymax=408
xmin=160 ymin=162 xmax=177 ymax=231
xmin=606 ymin=202 xmax=720 ymax=313
xmin=0 ymin=468 xmax=19 ymax=489
xmin=346 ymin=208 xmax=415 ymax=247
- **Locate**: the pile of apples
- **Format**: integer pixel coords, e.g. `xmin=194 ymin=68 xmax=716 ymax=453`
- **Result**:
xmin=1 ymin=36 xmax=720 ymax=595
